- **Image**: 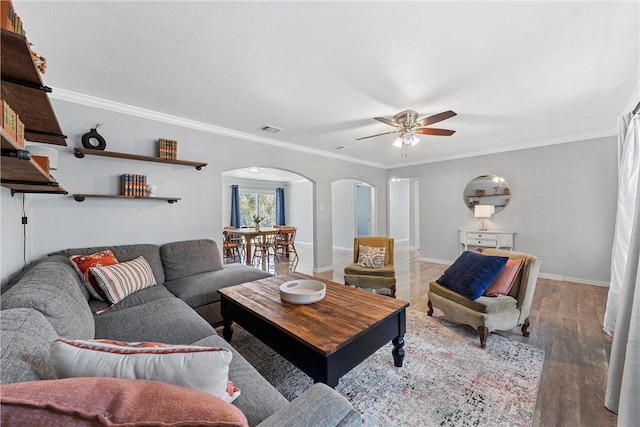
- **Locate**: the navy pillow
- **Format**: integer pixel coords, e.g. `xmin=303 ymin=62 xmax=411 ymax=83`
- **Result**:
xmin=437 ymin=251 xmax=509 ymax=300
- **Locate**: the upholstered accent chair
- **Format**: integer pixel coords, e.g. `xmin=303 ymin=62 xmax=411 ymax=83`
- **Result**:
xmin=343 ymin=237 xmax=396 ymax=297
xmin=428 ymin=248 xmax=541 ymax=348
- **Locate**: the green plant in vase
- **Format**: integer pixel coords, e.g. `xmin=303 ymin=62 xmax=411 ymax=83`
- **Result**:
xmin=253 ymin=215 xmax=264 ymax=231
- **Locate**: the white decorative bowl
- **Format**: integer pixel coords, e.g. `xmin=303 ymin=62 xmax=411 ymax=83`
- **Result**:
xmin=279 ymin=279 xmax=326 ymax=304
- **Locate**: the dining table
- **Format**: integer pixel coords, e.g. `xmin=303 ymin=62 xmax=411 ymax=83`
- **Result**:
xmin=226 ymin=227 xmax=279 ymax=265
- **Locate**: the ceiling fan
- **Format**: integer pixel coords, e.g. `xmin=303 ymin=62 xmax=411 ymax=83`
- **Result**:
xmin=357 ymin=110 xmax=457 ymax=153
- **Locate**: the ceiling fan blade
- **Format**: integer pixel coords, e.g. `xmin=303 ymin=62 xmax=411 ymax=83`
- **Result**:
xmin=415 ymin=128 xmax=456 ymax=136
xmin=417 ymin=110 xmax=457 ymax=127
xmin=356 ymin=130 xmax=400 ymax=141
xmin=374 ymin=117 xmax=401 ymax=127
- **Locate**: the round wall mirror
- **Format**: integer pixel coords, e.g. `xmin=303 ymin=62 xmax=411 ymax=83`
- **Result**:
xmin=463 ymin=174 xmax=511 ymax=214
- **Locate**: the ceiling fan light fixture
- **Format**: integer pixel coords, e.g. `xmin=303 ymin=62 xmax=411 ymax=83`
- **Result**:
xmin=393 ymin=137 xmax=403 ymax=148
xmin=410 ymin=134 xmax=420 ymax=146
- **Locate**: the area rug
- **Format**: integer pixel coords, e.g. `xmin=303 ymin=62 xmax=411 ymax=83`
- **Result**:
xmin=225 ymin=310 xmax=544 ymax=426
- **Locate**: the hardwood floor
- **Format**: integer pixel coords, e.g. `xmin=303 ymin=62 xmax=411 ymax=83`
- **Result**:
xmin=262 ymin=242 xmax=617 ymax=427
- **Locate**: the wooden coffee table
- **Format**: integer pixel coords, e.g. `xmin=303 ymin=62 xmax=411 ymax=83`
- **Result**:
xmin=218 ymin=272 xmax=409 ymax=387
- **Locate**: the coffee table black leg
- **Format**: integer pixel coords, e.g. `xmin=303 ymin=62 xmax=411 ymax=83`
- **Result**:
xmin=222 ymin=318 xmax=234 ymax=342
xmin=392 ymin=335 xmax=405 ymax=367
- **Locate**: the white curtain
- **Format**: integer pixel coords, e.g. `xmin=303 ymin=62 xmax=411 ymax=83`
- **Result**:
xmin=604 ymin=113 xmax=639 ymax=335
xmin=604 ymin=112 xmax=640 ymax=425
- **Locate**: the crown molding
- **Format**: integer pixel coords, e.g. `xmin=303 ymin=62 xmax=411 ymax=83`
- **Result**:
xmin=49 ymin=88 xmax=386 ymax=169
xmin=389 ymin=128 xmax=617 ymax=169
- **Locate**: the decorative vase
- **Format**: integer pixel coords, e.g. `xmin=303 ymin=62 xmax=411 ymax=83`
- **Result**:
xmin=255 ymin=223 xmax=260 ymax=231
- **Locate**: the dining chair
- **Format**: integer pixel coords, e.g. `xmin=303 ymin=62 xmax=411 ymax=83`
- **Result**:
xmin=222 ymin=230 xmax=242 ymax=263
xmin=223 ymin=226 xmax=245 ymax=261
xmin=252 ymin=233 xmax=278 ymax=269
xmin=275 ymin=227 xmax=299 ymax=261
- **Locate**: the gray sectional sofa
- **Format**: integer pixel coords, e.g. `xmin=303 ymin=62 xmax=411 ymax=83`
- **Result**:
xmin=0 ymin=239 xmax=360 ymax=426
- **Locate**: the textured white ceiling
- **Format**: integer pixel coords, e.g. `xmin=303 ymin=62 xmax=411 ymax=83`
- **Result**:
xmin=14 ymin=1 xmax=639 ymax=168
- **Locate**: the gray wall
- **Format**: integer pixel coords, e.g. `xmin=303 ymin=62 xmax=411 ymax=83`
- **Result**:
xmin=389 ymin=178 xmax=410 ymax=242
xmin=388 ymin=136 xmax=618 ymax=285
xmin=286 ymin=181 xmax=314 ymax=245
xmin=331 ymin=179 xmax=359 ymax=250
xmin=0 ymin=99 xmax=388 ymax=283
xmin=0 ymin=99 xmax=617 ymax=286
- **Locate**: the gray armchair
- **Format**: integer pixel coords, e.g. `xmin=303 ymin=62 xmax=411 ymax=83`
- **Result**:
xmin=428 ymin=248 xmax=541 ymax=348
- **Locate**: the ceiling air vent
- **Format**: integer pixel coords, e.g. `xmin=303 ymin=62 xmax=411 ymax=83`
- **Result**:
xmin=258 ymin=124 xmax=283 ymax=134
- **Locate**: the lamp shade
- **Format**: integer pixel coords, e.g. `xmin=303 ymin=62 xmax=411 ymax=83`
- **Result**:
xmin=26 ymin=145 xmax=58 ymax=170
xmin=474 ymin=204 xmax=494 ymax=218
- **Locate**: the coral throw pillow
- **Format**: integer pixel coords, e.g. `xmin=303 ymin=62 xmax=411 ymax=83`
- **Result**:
xmin=0 ymin=377 xmax=249 ymax=427
xmin=483 ymin=258 xmax=525 ymax=297
xmin=357 ymin=246 xmax=386 ymax=268
xmin=69 ymin=250 xmax=119 ymax=300
xmin=89 ymin=256 xmax=156 ymax=304
xmin=50 ymin=339 xmax=240 ymax=403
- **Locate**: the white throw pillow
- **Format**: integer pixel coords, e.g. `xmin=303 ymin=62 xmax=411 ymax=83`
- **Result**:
xmin=357 ymin=245 xmax=386 ymax=268
xmin=50 ymin=339 xmax=241 ymax=403
xmin=89 ymin=256 xmax=156 ymax=304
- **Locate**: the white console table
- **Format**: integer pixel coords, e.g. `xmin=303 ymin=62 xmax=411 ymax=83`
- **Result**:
xmin=459 ymin=229 xmax=516 ymax=253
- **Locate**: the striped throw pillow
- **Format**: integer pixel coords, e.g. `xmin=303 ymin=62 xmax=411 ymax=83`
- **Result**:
xmin=89 ymin=256 xmax=156 ymax=304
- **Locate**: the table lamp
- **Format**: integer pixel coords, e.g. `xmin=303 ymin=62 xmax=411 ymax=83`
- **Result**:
xmin=474 ymin=205 xmax=494 ymax=231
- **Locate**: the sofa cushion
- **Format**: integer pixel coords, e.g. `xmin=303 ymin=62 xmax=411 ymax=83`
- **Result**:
xmin=89 ymin=256 xmax=157 ymax=304
xmin=0 ymin=377 xmax=249 ymax=427
xmin=160 ymin=239 xmax=223 ymax=281
xmin=51 ymin=243 xmax=165 ymax=285
xmin=1 ymin=260 xmax=94 ymax=339
xmin=88 ymin=284 xmax=176 ymax=314
xmin=436 ymin=251 xmax=509 ymax=300
xmin=343 ymin=263 xmax=396 ymax=277
xmin=193 ymin=334 xmax=289 ymax=427
xmin=51 ymin=339 xmax=240 ymax=402
xmin=0 ymin=309 xmax=59 ymax=384
xmin=430 ymin=281 xmax=518 ymax=313
xmin=69 ymin=250 xmax=119 ymax=300
xmin=93 ymin=297 xmax=215 ymax=345
xmin=164 ymin=264 xmax=272 ymax=309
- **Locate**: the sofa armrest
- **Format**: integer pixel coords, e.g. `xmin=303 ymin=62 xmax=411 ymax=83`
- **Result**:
xmin=256 ymin=383 xmax=360 ymax=427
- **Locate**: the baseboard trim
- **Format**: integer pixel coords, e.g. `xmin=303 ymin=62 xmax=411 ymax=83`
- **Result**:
xmin=537 ymin=273 xmax=609 ymax=288
xmin=313 ymin=265 xmax=334 ymax=274
xmin=419 ymin=257 xmax=452 ymax=265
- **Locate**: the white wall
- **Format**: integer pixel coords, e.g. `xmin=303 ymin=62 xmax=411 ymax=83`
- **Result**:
xmin=388 ymin=135 xmax=618 ymax=285
xmin=0 ymin=99 xmax=388 ymax=283
xmin=389 ymin=178 xmax=410 ymax=242
xmin=331 ymin=179 xmax=358 ymax=250
xmin=286 ymin=181 xmax=313 ymax=245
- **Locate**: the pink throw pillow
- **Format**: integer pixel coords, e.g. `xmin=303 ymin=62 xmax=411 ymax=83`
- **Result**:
xmin=1 ymin=377 xmax=249 ymax=427
xmin=483 ymin=258 xmax=524 ymax=297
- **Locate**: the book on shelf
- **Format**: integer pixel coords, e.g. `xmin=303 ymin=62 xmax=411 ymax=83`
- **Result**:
xmin=2 ymin=100 xmax=18 ymax=143
xmin=120 ymin=173 xmax=148 ymax=197
xmin=157 ymin=138 xmax=177 ymax=160
xmin=1 ymin=0 xmax=26 ymax=35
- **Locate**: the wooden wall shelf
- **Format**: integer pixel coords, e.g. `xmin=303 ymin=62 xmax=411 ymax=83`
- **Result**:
xmin=73 ymin=147 xmax=207 ymax=170
xmin=1 ymin=29 xmax=67 ymax=146
xmin=73 ymin=194 xmax=180 ymax=204
xmin=1 ymin=129 xmax=67 ymax=195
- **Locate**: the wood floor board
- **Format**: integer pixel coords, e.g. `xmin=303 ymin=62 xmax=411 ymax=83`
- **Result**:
xmin=237 ymin=241 xmax=618 ymax=426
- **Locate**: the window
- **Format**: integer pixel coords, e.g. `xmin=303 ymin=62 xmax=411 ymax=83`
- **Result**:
xmin=239 ymin=191 xmax=276 ymax=227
